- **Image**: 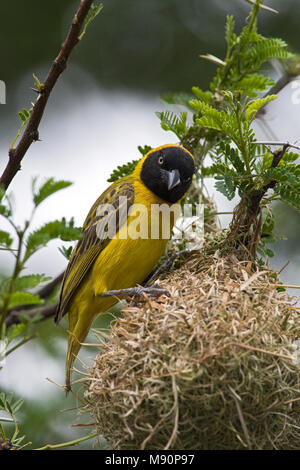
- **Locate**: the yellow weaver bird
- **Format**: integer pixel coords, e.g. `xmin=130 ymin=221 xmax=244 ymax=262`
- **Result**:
xmin=55 ymin=144 xmax=195 ymax=391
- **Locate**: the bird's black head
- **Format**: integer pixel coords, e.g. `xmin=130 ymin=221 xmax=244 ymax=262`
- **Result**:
xmin=140 ymin=145 xmax=195 ymax=203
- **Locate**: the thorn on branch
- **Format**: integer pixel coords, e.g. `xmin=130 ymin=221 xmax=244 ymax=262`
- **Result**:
xmin=30 ymin=87 xmax=42 ymax=95
xmin=245 ymin=0 xmax=278 ymax=14
xmin=250 ymin=141 xmax=300 ymax=152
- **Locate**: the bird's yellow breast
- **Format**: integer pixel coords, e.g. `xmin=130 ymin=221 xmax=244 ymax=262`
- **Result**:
xmin=91 ymin=179 xmax=180 ymax=297
xmin=70 ymin=178 xmax=181 ymax=322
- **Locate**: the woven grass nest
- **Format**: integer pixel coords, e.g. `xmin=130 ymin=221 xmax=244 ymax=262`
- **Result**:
xmin=82 ymin=248 xmax=300 ymax=450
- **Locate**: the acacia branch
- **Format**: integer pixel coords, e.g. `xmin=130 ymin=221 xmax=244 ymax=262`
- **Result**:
xmin=5 ymin=303 xmax=58 ymax=328
xmin=227 ymin=142 xmax=291 ymax=257
xmin=0 ymin=0 xmax=95 ymax=191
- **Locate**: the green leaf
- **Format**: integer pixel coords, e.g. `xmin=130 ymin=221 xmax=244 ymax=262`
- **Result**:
xmin=245 ymin=95 xmax=277 ymax=121
xmin=0 ymin=188 xmax=12 ymax=218
xmin=0 ymin=393 xmax=6 ymax=409
xmin=8 ymin=292 xmax=43 ymax=309
xmin=215 ymin=174 xmax=236 ymax=200
xmin=4 ymin=399 xmax=12 ymax=415
xmin=232 ymin=74 xmax=275 ymax=97
xmin=265 ymin=247 xmax=275 ymax=258
xmin=225 ymin=15 xmax=235 ymax=47
xmin=192 ymin=101 xmax=226 ymax=132
xmin=0 ymin=230 xmax=13 ymax=248
xmin=58 ymin=245 xmax=73 ymax=260
xmin=33 ymin=177 xmax=73 ymax=206
xmin=32 ymin=73 xmax=44 ymax=93
xmin=79 ymin=2 xmax=103 ymax=40
xmin=107 ymin=159 xmax=139 ymax=183
xmin=196 ymin=115 xmax=223 ymax=132
xmin=156 ymin=111 xmax=188 ymax=139
xmin=249 ymin=38 xmax=294 ymax=66
xmin=162 ymin=92 xmax=194 ymax=108
xmin=137 ymin=145 xmax=152 ymax=156
xmin=18 ymin=111 xmax=26 ymax=122
xmin=11 ymin=398 xmax=24 ymax=414
xmin=264 ymin=167 xmax=300 ymax=187
xmin=0 ymin=393 xmax=24 ymax=418
xmin=261 ymin=210 xmax=275 ymax=235
xmin=276 ymin=185 xmax=300 ymax=211
xmin=191 ymin=87 xmax=213 ymax=104
xmin=281 ymin=152 xmax=299 ymax=164
xmin=18 ymin=107 xmax=31 ymax=123
xmin=25 ymin=219 xmax=82 ymax=260
xmin=227 ymin=147 xmax=245 ymax=174
xmin=7 ymin=323 xmax=27 ymax=342
xmin=13 ymin=274 xmax=51 ymax=292
xmin=22 ymin=108 xmax=30 ymax=118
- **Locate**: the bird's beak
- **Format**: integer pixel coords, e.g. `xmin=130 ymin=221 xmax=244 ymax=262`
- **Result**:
xmin=164 ymin=169 xmax=181 ymax=191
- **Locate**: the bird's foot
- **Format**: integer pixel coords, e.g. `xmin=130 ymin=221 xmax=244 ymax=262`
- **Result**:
xmin=99 ymin=283 xmax=170 ymax=299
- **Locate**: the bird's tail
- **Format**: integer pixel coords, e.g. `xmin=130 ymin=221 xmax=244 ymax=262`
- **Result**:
xmin=65 ymin=307 xmax=94 ymax=394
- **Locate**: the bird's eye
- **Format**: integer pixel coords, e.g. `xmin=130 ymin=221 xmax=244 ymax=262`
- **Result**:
xmin=158 ymin=155 xmax=164 ymax=165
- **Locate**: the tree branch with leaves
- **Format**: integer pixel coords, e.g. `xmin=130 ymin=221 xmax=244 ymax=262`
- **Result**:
xmin=155 ymin=0 xmax=299 ymax=259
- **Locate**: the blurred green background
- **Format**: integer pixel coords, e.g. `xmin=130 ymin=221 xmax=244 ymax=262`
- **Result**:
xmin=0 ymin=0 xmax=299 ymax=449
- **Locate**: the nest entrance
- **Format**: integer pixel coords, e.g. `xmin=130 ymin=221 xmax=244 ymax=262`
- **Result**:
xmin=82 ymin=250 xmax=300 ymax=450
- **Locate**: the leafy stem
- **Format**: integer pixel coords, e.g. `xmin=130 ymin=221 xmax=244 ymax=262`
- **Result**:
xmin=34 ymin=431 xmax=98 ymax=450
xmin=247 ymin=0 xmax=263 ymax=32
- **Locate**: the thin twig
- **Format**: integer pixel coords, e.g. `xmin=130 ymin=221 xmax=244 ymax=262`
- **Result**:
xmin=228 ymin=385 xmax=252 ymax=449
xmin=0 ymin=0 xmax=96 ymax=191
xmin=278 ymin=260 xmax=290 ymax=274
xmin=240 ymin=270 xmax=268 ymax=291
xmin=70 ymin=422 xmax=97 ymax=427
xmin=6 ymin=335 xmax=36 ymax=355
xmin=34 ymin=431 xmax=98 ymax=450
xmin=164 ymin=375 xmax=179 ymax=450
xmin=250 ymin=141 xmax=300 ymax=152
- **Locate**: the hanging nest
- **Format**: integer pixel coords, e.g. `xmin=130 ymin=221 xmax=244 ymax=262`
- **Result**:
xmin=82 ymin=248 xmax=300 ymax=450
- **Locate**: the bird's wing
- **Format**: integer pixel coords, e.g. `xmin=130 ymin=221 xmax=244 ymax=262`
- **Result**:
xmin=55 ymin=178 xmax=135 ymax=324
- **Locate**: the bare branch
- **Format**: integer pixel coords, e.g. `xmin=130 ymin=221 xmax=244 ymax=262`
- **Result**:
xmin=0 ymin=0 xmax=96 ymax=191
xmin=250 ymin=141 xmax=300 ymax=152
